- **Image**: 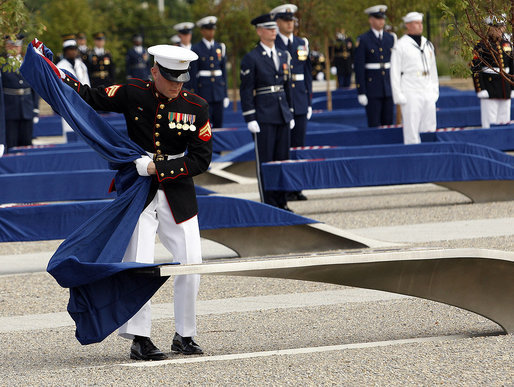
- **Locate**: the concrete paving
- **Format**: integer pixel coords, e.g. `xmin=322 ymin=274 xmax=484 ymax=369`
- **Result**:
xmin=0 ymin=182 xmax=512 ymax=385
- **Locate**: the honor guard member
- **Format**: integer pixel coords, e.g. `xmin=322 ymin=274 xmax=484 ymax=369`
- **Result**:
xmin=354 ymin=5 xmax=395 ymax=127
xmin=330 ymin=30 xmax=355 ymax=88
xmin=170 ymin=35 xmax=181 ymax=45
xmin=471 ymin=15 xmax=513 ymax=128
xmin=190 ymin=16 xmax=229 ymax=128
xmin=1 ymin=34 xmax=39 ymax=151
xmin=173 ymin=22 xmax=195 ymax=90
xmin=240 ymin=13 xmax=295 ymax=211
xmin=391 ymin=12 xmax=439 ymax=144
xmin=87 ymin=32 xmax=115 ymax=88
xmin=271 ymin=3 xmax=312 ymax=202
xmin=56 ymin=35 xmax=91 ymax=139
xmin=125 ymin=34 xmax=151 ymax=80
xmin=76 ymin=32 xmax=89 ymax=64
xmin=60 ymin=44 xmax=211 ymax=360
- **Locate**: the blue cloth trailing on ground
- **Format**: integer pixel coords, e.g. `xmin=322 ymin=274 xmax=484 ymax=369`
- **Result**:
xmin=20 ymin=41 xmax=171 ymax=345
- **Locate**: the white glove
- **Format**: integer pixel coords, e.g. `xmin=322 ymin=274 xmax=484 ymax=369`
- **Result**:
xmin=0 ymin=144 xmax=4 ymax=157
xmin=223 ymin=97 xmax=230 ymax=108
xmin=477 ymin=90 xmax=489 ymax=99
xmin=134 ymin=155 xmax=152 ymax=176
xmin=358 ymin=94 xmax=368 ymax=106
xmin=395 ymin=94 xmax=407 ymax=105
xmin=511 ymin=90 xmax=514 ymax=98
xmin=33 ymin=116 xmax=40 ymax=124
xmin=306 ymin=106 xmax=312 ymax=120
xmin=289 ymin=119 xmax=295 ymax=130
xmin=316 ymin=72 xmax=324 ymax=81
xmin=247 ymin=120 xmax=260 ymax=133
xmin=330 ymin=66 xmax=337 ymax=75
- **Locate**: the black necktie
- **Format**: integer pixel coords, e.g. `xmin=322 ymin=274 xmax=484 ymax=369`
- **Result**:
xmin=270 ymin=50 xmax=277 ymax=71
xmin=287 ymin=39 xmax=293 ymax=55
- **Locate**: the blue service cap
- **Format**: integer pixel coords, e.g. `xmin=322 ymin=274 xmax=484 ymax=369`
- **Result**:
xmin=251 ymin=14 xmax=277 ymax=29
xmin=270 ymin=4 xmax=298 ymax=21
xmin=365 ymin=5 xmax=387 ymax=19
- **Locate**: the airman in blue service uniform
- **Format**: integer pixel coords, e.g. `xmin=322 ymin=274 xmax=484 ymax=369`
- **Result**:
xmin=173 ymin=22 xmax=195 ymax=91
xmin=125 ymin=34 xmax=151 ymax=80
xmin=240 ymin=13 xmax=294 ymax=211
xmin=190 ymin=16 xmax=229 ymax=128
xmin=60 ymin=44 xmax=210 ymax=361
xmin=271 ymin=3 xmax=312 ymax=202
xmin=354 ymin=5 xmax=395 ymax=127
xmin=1 ymin=34 xmax=39 ymax=151
xmin=87 ymin=32 xmax=115 ymax=88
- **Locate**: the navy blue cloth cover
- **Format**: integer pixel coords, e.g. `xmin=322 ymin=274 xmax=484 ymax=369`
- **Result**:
xmin=20 ymin=41 xmax=172 ymax=345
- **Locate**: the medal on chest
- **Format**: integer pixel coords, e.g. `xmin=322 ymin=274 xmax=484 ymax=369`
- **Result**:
xmin=169 ymin=112 xmax=197 ymax=131
xmin=297 ymin=45 xmax=308 ymax=61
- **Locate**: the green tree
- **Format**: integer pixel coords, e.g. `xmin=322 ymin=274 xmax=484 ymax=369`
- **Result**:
xmin=0 ymin=0 xmax=44 ymax=70
xmin=440 ymin=0 xmax=513 ymax=84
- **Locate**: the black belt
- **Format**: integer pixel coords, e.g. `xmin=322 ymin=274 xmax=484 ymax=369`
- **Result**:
xmin=3 ymin=87 xmax=31 ymax=96
xmin=255 ymin=85 xmax=284 ymax=95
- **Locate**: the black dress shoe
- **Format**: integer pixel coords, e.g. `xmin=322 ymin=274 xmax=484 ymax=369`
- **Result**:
xmin=295 ymin=192 xmax=308 ymax=201
xmin=171 ymin=332 xmax=204 ymax=355
xmin=278 ymin=204 xmax=294 ymax=212
xmin=130 ymin=336 xmax=168 ymax=361
xmin=287 ymin=192 xmax=308 ymax=201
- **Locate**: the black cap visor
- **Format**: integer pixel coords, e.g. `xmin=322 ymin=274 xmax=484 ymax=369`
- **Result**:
xmin=157 ymin=61 xmax=190 ymax=82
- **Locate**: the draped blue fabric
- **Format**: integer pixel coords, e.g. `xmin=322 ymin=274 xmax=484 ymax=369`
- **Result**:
xmin=20 ymin=42 xmax=172 ymax=345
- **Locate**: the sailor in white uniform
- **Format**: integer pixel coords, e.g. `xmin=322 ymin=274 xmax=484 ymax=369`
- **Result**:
xmin=390 ymin=12 xmax=439 ymax=144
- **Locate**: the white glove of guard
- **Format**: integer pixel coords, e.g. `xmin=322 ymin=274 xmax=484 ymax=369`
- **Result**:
xmin=330 ymin=66 xmax=337 ymax=75
xmin=289 ymin=119 xmax=295 ymax=130
xmin=358 ymin=94 xmax=368 ymax=106
xmin=395 ymin=94 xmax=407 ymax=105
xmin=306 ymin=106 xmax=312 ymax=120
xmin=511 ymin=90 xmax=514 ymax=98
xmin=134 ymin=155 xmax=152 ymax=176
xmin=247 ymin=120 xmax=260 ymax=133
xmin=223 ymin=97 xmax=230 ymax=108
xmin=33 ymin=116 xmax=40 ymax=124
xmin=477 ymin=90 xmax=489 ymax=99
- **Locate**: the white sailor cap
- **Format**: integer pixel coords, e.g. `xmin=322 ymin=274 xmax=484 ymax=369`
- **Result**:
xmin=63 ymin=39 xmax=78 ymax=49
xmin=170 ymin=34 xmax=181 ymax=44
xmin=196 ymin=16 xmax=217 ymax=29
xmin=174 ymin=22 xmax=194 ymax=34
xmin=403 ymin=12 xmax=423 ymax=23
xmin=148 ymin=44 xmax=198 ymax=82
xmin=364 ymin=5 xmax=387 ymax=18
xmin=270 ymin=4 xmax=298 ymax=21
xmin=485 ymin=14 xmax=506 ymax=26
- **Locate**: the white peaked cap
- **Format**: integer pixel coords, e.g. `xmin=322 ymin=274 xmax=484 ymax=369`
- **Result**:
xmin=148 ymin=45 xmax=198 ymax=70
xmin=174 ymin=22 xmax=195 ymax=32
xmin=403 ymin=12 xmax=423 ymax=23
xmin=196 ymin=16 xmax=217 ymax=27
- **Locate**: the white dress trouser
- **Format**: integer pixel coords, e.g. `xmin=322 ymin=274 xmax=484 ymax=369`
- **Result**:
xmin=480 ymin=99 xmax=511 ymax=129
xmin=118 ymin=189 xmax=202 ymax=340
xmin=401 ymin=93 xmax=437 ymax=145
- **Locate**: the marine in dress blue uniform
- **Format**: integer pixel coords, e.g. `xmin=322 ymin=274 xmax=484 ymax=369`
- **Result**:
xmin=173 ymin=22 xmax=195 ymax=91
xmin=271 ymin=3 xmax=312 ymax=202
xmin=190 ymin=16 xmax=229 ymax=128
xmin=330 ymin=31 xmax=354 ymax=88
xmin=240 ymin=14 xmax=294 ymax=210
xmin=354 ymin=5 xmax=395 ymax=127
xmin=61 ymin=44 xmax=210 ymax=360
xmin=87 ymin=32 xmax=115 ymax=88
xmin=1 ymin=34 xmax=39 ymax=151
xmin=125 ymin=34 xmax=151 ymax=80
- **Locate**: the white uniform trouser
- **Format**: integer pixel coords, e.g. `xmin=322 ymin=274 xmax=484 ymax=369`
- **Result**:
xmin=118 ymin=189 xmax=202 ymax=340
xmin=401 ymin=93 xmax=437 ymax=144
xmin=480 ymin=99 xmax=511 ymax=129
